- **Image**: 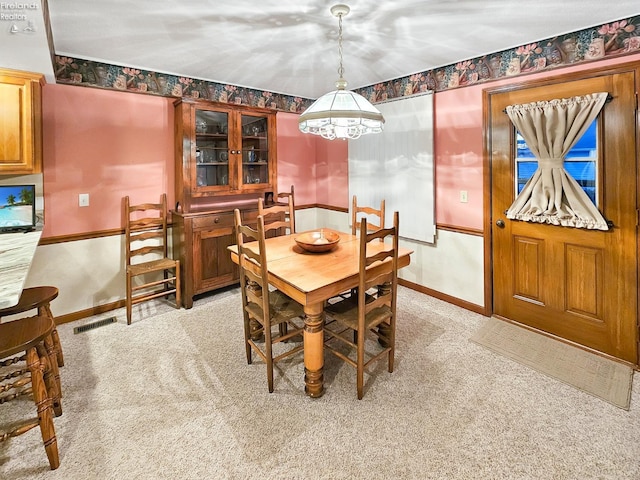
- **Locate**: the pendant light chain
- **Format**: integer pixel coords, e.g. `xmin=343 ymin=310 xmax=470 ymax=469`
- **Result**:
xmin=337 ymin=13 xmax=344 ymax=80
xmin=298 ymin=3 xmax=385 ymax=140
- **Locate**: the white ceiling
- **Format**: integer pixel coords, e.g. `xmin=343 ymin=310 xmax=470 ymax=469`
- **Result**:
xmin=11 ymin=1 xmax=640 ymax=99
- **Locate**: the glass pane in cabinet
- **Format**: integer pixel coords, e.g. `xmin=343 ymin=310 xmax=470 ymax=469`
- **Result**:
xmin=195 ymin=110 xmax=229 ymax=187
xmin=197 ymin=165 xmax=228 ymax=187
xmin=241 ymin=115 xmax=268 ymax=184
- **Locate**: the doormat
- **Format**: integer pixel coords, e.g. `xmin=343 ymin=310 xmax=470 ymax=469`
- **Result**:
xmin=470 ymin=317 xmax=633 ymax=410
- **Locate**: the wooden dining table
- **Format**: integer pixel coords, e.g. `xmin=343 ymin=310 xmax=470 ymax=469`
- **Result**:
xmin=228 ymin=229 xmax=413 ymax=398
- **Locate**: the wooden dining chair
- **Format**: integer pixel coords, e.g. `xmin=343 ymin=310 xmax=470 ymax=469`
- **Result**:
xmin=332 ymin=195 xmax=386 ymax=304
xmin=234 ymin=209 xmax=305 ymax=393
xmin=124 ymin=194 xmax=181 ymax=325
xmin=1 ymin=315 xmax=61 ymax=469
xmin=352 ymin=195 xmax=385 ymax=237
xmin=324 ymin=211 xmax=400 ymax=399
xmin=258 ymin=185 xmax=295 ymax=237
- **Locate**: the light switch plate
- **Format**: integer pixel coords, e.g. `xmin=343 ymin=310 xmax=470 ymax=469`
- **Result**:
xmin=460 ymin=190 xmax=468 ymax=203
xmin=79 ymin=193 xmax=90 ymax=207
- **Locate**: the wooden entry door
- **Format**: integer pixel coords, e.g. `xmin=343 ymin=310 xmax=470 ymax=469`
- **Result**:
xmin=488 ymin=70 xmax=638 ymax=364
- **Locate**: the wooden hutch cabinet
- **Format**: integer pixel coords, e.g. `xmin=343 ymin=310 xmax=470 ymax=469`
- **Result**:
xmin=172 ymin=98 xmax=277 ymax=308
xmin=0 ymin=68 xmax=44 ymax=174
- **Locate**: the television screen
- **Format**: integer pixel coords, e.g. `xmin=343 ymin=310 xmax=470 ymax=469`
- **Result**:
xmin=0 ymin=184 xmax=36 ymax=232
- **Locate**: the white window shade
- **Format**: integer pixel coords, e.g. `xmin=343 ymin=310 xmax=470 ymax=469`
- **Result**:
xmin=348 ymin=93 xmax=435 ymax=243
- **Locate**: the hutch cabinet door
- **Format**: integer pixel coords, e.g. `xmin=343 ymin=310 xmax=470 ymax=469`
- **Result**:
xmin=174 ymin=98 xmax=277 ymax=213
xmin=193 ymin=108 xmax=232 ymax=191
xmin=192 ymin=226 xmax=238 ymax=293
xmin=237 ymin=112 xmax=276 ymax=191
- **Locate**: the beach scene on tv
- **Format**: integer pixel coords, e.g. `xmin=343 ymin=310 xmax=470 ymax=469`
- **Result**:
xmin=0 ymin=185 xmax=35 ymax=228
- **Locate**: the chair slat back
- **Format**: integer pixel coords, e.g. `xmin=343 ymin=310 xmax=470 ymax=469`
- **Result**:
xmin=357 ymin=211 xmax=399 ymax=321
xmin=234 ymin=209 xmax=271 ymax=321
xmin=352 ymin=195 xmax=385 ymax=238
xmin=125 ymin=194 xmax=169 ymax=266
xmin=258 ymin=193 xmax=295 ymax=236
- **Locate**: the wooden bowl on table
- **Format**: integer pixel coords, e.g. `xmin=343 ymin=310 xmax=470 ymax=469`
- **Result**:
xmin=294 ymin=230 xmax=340 ymax=253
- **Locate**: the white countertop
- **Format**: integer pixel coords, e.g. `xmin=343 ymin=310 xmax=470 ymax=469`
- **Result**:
xmin=0 ymin=230 xmax=42 ymax=309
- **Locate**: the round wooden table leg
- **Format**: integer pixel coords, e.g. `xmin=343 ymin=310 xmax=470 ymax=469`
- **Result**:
xmin=303 ymin=302 xmax=324 ymax=398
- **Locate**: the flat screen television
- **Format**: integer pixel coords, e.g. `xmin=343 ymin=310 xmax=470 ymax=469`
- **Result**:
xmin=0 ymin=184 xmax=36 ymax=233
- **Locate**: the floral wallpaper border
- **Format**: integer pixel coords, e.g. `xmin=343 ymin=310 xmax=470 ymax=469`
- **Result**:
xmin=55 ymin=16 xmax=640 ymax=113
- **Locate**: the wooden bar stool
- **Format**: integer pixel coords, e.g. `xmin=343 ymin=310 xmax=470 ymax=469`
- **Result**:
xmin=0 ymin=315 xmax=61 ymax=470
xmin=0 ymin=286 xmax=64 ymax=367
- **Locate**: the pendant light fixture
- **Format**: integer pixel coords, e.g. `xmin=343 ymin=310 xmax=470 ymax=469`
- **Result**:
xmin=298 ymin=4 xmax=385 ymax=140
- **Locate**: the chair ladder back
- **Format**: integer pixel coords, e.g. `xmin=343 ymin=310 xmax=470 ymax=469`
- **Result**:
xmin=234 ymin=210 xmax=271 ymax=318
xmin=125 ymin=194 xmax=169 ymax=266
xmin=358 ymin=213 xmax=400 ymax=319
xmin=352 ymin=195 xmax=385 ymax=238
xmin=258 ymin=194 xmax=295 ymax=236
xmin=123 ymin=193 xmax=180 ymax=324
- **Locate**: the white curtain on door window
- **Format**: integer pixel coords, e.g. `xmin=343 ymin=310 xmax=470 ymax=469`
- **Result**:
xmin=505 ymin=92 xmax=609 ymax=230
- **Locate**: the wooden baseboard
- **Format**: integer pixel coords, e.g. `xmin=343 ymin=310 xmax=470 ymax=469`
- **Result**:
xmin=55 ymin=299 xmax=125 ymax=325
xmin=399 ymin=278 xmax=489 ymax=316
xmin=57 ymin=283 xmax=487 ymax=325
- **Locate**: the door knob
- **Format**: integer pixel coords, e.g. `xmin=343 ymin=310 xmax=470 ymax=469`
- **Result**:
xmin=496 ymin=219 xmax=505 ymax=228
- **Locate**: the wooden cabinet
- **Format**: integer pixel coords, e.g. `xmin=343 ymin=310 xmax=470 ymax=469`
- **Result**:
xmin=173 ymin=98 xmax=277 ymax=213
xmin=172 ymin=208 xmax=258 ymax=308
xmin=172 ymin=98 xmax=278 ymax=307
xmin=0 ymin=68 xmax=44 ymax=174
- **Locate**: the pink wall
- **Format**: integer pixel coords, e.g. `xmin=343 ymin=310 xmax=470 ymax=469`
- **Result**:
xmin=40 ymin=53 xmax=639 ymax=238
xmin=434 ymin=87 xmax=484 ymax=229
xmin=42 ymin=83 xmax=175 ymax=237
xmin=275 ymin=112 xmax=317 ymax=206
xmin=276 ymin=112 xmax=349 ymax=209
xmin=315 ymin=135 xmax=349 ymax=209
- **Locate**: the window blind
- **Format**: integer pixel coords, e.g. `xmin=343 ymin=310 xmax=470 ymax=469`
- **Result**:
xmin=348 ymin=92 xmax=435 ymax=243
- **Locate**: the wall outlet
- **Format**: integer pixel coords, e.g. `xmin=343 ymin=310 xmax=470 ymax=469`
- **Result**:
xmin=79 ymin=193 xmax=90 ymax=207
xmin=460 ymin=190 xmax=468 ymax=203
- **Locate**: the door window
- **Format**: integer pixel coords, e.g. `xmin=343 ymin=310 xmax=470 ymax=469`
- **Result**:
xmin=515 ymin=119 xmax=598 ymax=204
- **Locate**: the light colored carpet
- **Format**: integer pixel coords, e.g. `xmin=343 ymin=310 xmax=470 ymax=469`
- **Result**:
xmin=470 ymin=317 xmax=634 ymax=410
xmin=1 ymin=286 xmax=639 ymax=479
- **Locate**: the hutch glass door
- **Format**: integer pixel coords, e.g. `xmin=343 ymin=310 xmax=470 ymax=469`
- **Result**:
xmin=195 ymin=110 xmax=229 ymax=188
xmin=241 ymin=114 xmax=269 ymax=186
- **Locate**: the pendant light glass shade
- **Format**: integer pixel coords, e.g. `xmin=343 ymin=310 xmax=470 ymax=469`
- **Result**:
xmin=298 ymin=80 xmax=384 ymax=140
xmin=298 ymin=4 xmax=385 ymax=140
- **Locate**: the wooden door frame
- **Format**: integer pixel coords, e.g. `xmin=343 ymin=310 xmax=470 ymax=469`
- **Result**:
xmin=482 ymin=61 xmax=640 ymax=365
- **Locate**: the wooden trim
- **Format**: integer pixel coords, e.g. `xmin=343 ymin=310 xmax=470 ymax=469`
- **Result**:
xmin=40 ymin=228 xmax=123 ymax=245
xmin=314 ymin=203 xmax=348 ymax=213
xmin=482 ymin=86 xmax=495 ymax=319
xmin=51 ymin=247 xmax=487 ymax=325
xmin=39 ymin=206 xmax=487 ymax=245
xmin=436 ymin=223 xmax=483 ymax=236
xmin=54 ymin=299 xmax=125 ymax=325
xmin=399 ymin=278 xmax=489 ymax=316
xmin=483 ymin=60 xmax=640 ymax=98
